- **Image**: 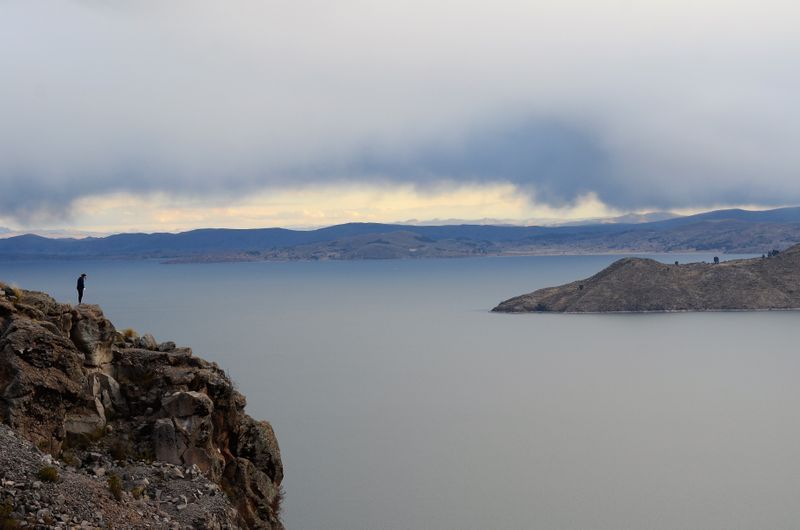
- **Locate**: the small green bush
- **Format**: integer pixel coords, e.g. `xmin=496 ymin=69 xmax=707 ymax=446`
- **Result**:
xmin=108 ymin=474 xmax=123 ymax=502
xmin=37 ymin=466 xmax=59 ymax=483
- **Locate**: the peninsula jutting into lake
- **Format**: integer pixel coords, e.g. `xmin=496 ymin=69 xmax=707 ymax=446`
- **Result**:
xmin=493 ymin=244 xmax=800 ymax=313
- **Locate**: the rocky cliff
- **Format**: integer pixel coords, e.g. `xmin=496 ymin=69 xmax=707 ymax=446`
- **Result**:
xmin=0 ymin=283 xmax=283 ymax=529
xmin=493 ymin=244 xmax=800 ymax=313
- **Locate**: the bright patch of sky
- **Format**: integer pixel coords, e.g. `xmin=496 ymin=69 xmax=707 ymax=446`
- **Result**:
xmin=2 ymin=184 xmax=622 ymax=233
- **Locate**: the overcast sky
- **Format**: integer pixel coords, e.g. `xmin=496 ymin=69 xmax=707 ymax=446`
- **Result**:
xmin=1 ymin=0 xmax=799 ymax=231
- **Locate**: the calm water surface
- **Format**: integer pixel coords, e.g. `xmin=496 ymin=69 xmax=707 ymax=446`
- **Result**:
xmin=2 ymin=254 xmax=798 ymax=530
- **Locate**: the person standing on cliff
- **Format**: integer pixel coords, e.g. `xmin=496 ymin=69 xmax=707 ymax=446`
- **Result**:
xmin=76 ymin=273 xmax=87 ymax=304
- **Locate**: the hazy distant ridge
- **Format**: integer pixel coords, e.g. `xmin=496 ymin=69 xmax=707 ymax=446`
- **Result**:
xmin=2 ymin=207 xmax=800 ymax=260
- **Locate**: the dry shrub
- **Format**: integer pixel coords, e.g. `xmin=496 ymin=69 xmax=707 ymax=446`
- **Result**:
xmin=108 ymin=474 xmax=123 ymax=502
xmin=0 ymin=500 xmax=20 ymax=529
xmin=270 ymin=486 xmax=285 ymax=518
xmin=37 ymin=466 xmax=59 ymax=483
xmin=109 ymin=439 xmax=131 ymax=462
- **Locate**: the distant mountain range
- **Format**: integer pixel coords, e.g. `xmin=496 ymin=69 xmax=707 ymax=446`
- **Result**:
xmin=555 ymin=211 xmax=681 ymax=226
xmin=1 ymin=207 xmax=799 ymax=261
xmin=0 ymin=228 xmax=108 ymax=240
xmin=395 ymin=211 xmax=680 ymax=227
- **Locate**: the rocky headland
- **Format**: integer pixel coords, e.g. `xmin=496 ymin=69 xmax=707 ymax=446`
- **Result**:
xmin=0 ymin=283 xmax=283 ymax=529
xmin=493 ymin=244 xmax=800 ymax=313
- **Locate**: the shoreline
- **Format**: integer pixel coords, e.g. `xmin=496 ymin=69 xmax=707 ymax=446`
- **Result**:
xmin=0 ymin=250 xmax=760 ymax=265
xmin=491 ymin=307 xmax=800 ymax=315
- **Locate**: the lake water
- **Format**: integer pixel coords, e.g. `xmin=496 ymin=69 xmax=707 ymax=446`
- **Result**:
xmin=2 ymin=253 xmax=799 ymax=530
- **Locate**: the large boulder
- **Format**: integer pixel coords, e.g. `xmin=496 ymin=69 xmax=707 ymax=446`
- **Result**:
xmin=64 ymin=398 xmax=106 ymax=436
xmin=224 ymin=457 xmax=283 ymax=528
xmin=157 ymin=391 xmax=225 ymax=477
xmin=0 ymin=317 xmax=86 ymax=444
xmin=88 ymin=372 xmax=127 ymax=417
xmin=236 ymin=418 xmax=283 ymax=485
xmin=136 ymin=333 xmax=159 ymax=351
xmin=153 ymin=417 xmax=184 ymax=464
xmin=1 ymin=318 xmax=84 ymax=378
xmin=162 ymin=390 xmax=213 ymax=418
xmin=70 ymin=305 xmax=116 ymax=367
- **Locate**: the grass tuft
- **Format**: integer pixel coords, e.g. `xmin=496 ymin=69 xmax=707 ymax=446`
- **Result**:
xmin=0 ymin=283 xmax=22 ymax=304
xmin=270 ymin=486 xmax=285 ymax=518
xmin=0 ymin=500 xmax=20 ymax=529
xmin=108 ymin=474 xmax=123 ymax=502
xmin=121 ymin=328 xmax=139 ymax=340
xmin=37 ymin=466 xmax=59 ymax=483
xmin=109 ymin=439 xmax=131 ymax=462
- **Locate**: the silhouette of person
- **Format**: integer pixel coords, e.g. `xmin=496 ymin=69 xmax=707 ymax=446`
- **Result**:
xmin=77 ymin=273 xmax=87 ymax=304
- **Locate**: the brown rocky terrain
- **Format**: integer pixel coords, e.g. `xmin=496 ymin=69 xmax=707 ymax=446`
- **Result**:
xmin=0 ymin=283 xmax=283 ymax=528
xmin=493 ymin=244 xmax=800 ymax=313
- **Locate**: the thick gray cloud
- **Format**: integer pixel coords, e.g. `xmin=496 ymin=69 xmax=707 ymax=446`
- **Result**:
xmin=1 ymin=0 xmax=799 ymax=223
xmin=343 ymin=119 xmax=612 ymax=205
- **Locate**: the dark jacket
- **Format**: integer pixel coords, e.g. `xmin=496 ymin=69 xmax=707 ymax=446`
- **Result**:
xmin=77 ymin=276 xmax=85 ymax=290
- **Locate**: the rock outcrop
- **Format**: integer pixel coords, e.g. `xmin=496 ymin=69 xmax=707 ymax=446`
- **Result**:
xmin=493 ymin=244 xmax=800 ymax=313
xmin=0 ymin=283 xmax=283 ymax=528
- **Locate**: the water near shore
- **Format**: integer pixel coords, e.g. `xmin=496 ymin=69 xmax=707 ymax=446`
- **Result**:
xmin=3 ymin=254 xmax=799 ymax=530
